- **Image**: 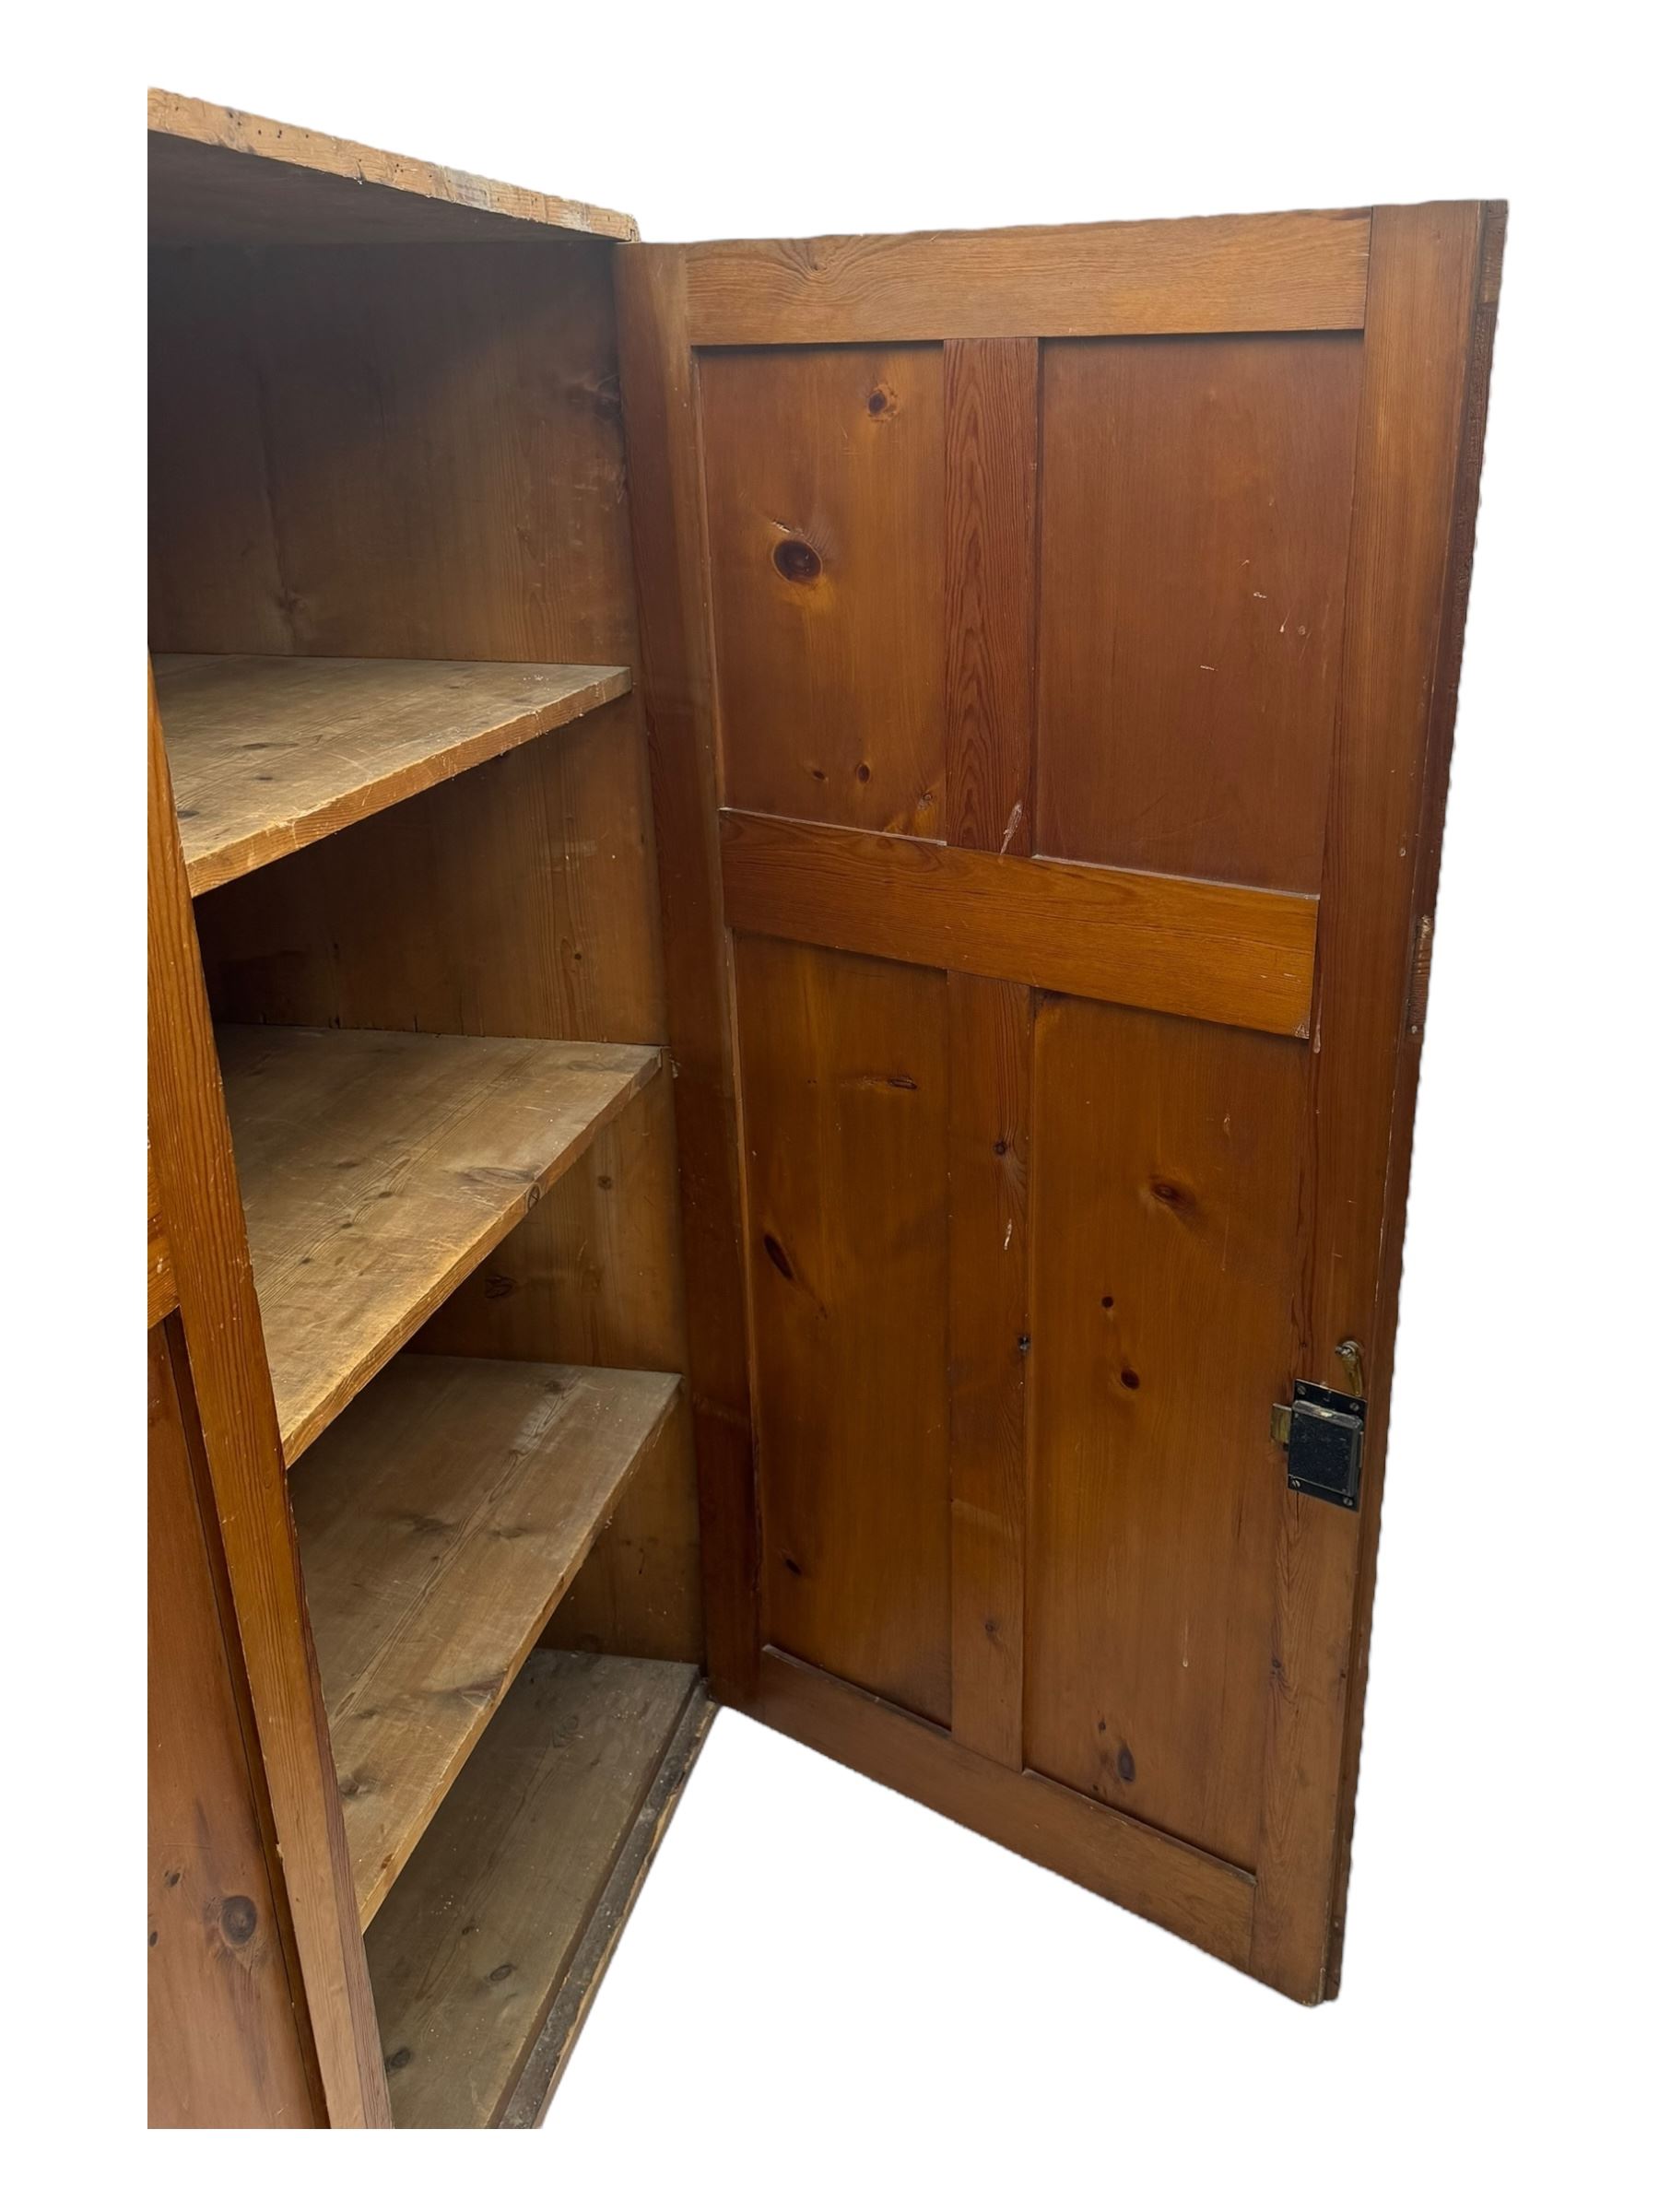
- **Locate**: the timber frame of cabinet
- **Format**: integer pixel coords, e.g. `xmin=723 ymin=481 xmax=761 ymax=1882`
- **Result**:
xmin=147 ymin=88 xmax=1504 ymax=2127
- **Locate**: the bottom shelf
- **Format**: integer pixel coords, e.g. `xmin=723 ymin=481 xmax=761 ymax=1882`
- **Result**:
xmin=365 ymin=1650 xmax=710 ymax=2129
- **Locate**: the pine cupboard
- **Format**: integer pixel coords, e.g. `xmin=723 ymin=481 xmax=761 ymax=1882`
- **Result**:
xmin=146 ymin=89 xmax=1506 ymax=2127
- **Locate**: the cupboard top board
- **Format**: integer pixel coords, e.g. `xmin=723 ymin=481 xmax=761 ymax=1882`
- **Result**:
xmin=148 ymin=88 xmax=638 ymax=247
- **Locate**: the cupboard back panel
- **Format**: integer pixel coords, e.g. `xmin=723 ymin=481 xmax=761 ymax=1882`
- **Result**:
xmin=151 ymin=238 xmax=701 ymax=1664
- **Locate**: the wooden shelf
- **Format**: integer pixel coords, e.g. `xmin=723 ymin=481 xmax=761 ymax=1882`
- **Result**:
xmin=156 ymin=654 xmax=631 ymax=896
xmin=290 ymin=1353 xmax=681 ymax=1928
xmin=367 ymin=1651 xmax=709 ymax=2129
xmin=218 ymin=1024 xmax=661 ymax=1463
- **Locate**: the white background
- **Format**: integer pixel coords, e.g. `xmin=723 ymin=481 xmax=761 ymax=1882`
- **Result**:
xmin=13 ymin=3 xmax=1652 ymax=2199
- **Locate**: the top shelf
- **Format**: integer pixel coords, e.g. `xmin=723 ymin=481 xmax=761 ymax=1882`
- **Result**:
xmin=156 ymin=654 xmax=631 ymax=897
xmin=148 ymin=89 xmax=638 ymax=247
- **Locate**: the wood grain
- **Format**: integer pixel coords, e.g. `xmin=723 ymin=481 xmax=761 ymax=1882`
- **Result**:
xmin=944 ymin=339 xmax=1038 ymax=854
xmin=147 ymin=1153 xmax=177 ymax=1325
xmin=736 ymin=935 xmax=952 ymax=1726
xmin=419 ymin=1074 xmax=704 ymax=1665
xmin=685 ymin=209 xmax=1371 ymax=344
xmin=197 ymin=695 xmax=664 ymax=1047
xmin=290 ymin=1354 xmax=680 ymax=1925
xmin=153 ymin=224 xmax=701 ymax=1671
xmin=947 ymin=974 xmax=1031 ymax=1768
xmin=366 ymin=1652 xmax=700 ymax=2128
xmin=1036 ymin=334 xmax=1364 ymax=891
xmin=1249 ymin=203 xmax=1495 ymax=2000
xmin=752 ymin=1649 xmax=1255 ymax=1969
xmin=148 ymin=682 xmax=390 ymax=2124
xmin=149 ymin=1322 xmax=318 ymax=2126
xmin=149 ymin=88 xmax=637 ymax=246
xmin=1025 ymin=997 xmax=1304 ymax=1869
xmin=720 ymin=810 xmax=1318 ymax=1036
xmin=700 ymin=343 xmax=946 ymax=837
xmin=218 ymin=1024 xmax=660 ymax=1462
xmin=615 ymin=243 xmax=760 ymax=1700
xmin=157 ymin=654 xmax=630 ymax=896
xmin=148 ymin=240 xmax=640 ymax=665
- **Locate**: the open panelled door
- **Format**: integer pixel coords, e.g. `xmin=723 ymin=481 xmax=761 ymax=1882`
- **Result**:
xmin=619 ymin=202 xmax=1503 ymax=2003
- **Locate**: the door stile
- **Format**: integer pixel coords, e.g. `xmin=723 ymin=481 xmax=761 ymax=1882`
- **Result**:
xmin=1248 ymin=204 xmax=1494 ymax=1999
xmin=1322 ymin=201 xmax=1508 ymax=1996
xmin=615 ymin=246 xmax=762 ymax=1702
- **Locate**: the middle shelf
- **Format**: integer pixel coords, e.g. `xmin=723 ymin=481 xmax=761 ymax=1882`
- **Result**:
xmin=290 ymin=1351 xmax=682 ymax=1928
xmin=158 ymin=653 xmax=633 ymax=897
xmin=219 ymin=1023 xmax=662 ymax=1462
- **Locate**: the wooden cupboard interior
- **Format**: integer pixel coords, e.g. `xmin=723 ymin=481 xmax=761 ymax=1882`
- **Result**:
xmin=148 ymin=96 xmax=706 ymax=2130
xmin=147 ymin=88 xmax=1504 ymax=2129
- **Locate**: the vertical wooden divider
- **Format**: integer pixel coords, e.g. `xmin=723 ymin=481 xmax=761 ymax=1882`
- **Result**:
xmin=943 ymin=339 xmax=1039 ymax=858
xmin=947 ymin=975 xmax=1033 ymax=1764
xmin=944 ymin=338 xmax=1040 ymax=1766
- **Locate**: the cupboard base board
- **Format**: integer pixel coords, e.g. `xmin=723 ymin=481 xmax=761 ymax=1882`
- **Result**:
xmin=366 ymin=1652 xmax=710 ymax=2127
xmin=747 ymin=1648 xmax=1261 ymax=1983
xmin=502 ymin=1679 xmax=714 ymax=2127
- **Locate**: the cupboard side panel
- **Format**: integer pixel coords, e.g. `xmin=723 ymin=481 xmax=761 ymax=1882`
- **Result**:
xmin=149 ymin=681 xmax=390 ymax=2124
xmin=149 ymin=1321 xmax=319 ymax=2129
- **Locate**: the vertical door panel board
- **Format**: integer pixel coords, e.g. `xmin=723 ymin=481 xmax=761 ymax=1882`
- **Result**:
xmin=1249 ymin=203 xmax=1491 ymax=1998
xmin=1026 ymin=998 xmax=1304 ymax=1868
xmin=944 ymin=337 xmax=1039 ymax=854
xmin=947 ymin=973 xmax=1032 ymax=1767
xmin=700 ymin=344 xmax=946 ymax=838
xmin=736 ymin=935 xmax=952 ymax=1725
xmin=1037 ymin=333 xmax=1364 ymax=891
xmin=616 ymin=244 xmax=759 ymax=1699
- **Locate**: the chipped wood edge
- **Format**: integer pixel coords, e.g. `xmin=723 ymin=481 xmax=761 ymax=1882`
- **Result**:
xmin=148 ymin=88 xmax=639 ymax=243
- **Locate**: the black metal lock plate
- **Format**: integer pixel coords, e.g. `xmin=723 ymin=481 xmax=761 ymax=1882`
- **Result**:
xmin=1278 ymin=1380 xmax=1365 ymax=1511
